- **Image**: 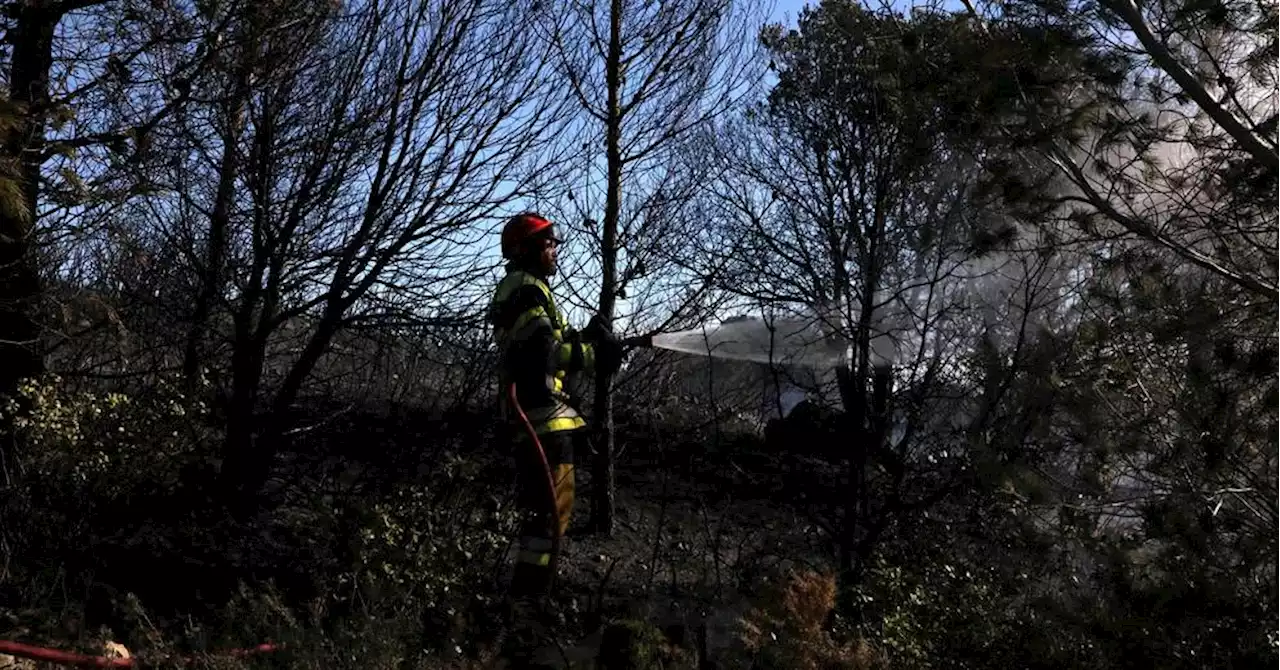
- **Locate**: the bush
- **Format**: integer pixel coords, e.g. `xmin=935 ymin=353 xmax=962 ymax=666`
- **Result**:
xmin=844 ymin=555 xmax=1044 ymax=670
xmin=0 ymin=373 xmax=527 ymax=666
xmin=2 ymin=374 xmax=218 ymax=560
xmin=734 ymin=569 xmax=888 ymax=670
xmin=339 ymin=462 xmax=520 ymax=655
xmin=596 ymin=617 xmax=697 ymax=670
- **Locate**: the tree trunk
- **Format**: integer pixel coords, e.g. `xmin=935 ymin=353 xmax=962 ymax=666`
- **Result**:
xmin=835 ymin=362 xmax=893 ymax=616
xmin=590 ymin=0 xmax=624 ymax=537
xmin=0 ymin=4 xmax=58 ymax=482
xmin=836 ymin=232 xmax=884 ymax=612
xmin=836 ymin=363 xmax=868 ymax=613
xmin=220 ymin=321 xmax=268 ymax=517
xmin=219 ymin=212 xmax=273 ymax=514
xmin=183 ymin=73 xmax=250 ymax=388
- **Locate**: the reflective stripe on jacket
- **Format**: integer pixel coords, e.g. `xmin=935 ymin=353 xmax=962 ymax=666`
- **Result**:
xmin=489 ymin=269 xmax=595 ymax=435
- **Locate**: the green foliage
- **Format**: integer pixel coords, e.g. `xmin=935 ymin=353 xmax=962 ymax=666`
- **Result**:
xmin=0 ymin=373 xmax=528 ymax=666
xmin=846 ymin=557 xmax=1037 ymax=670
xmin=3 ymin=374 xmax=213 ymax=500
xmin=345 ymin=465 xmax=517 ymax=614
xmin=2 ymin=374 xmax=217 ymax=559
xmin=0 ymin=99 xmax=30 ymax=227
xmin=598 ymin=618 xmax=696 ymax=670
xmin=759 ymin=0 xmax=1118 ymax=162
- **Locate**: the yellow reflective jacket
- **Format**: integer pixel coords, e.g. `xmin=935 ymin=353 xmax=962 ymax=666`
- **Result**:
xmin=489 ymin=268 xmax=595 ymax=436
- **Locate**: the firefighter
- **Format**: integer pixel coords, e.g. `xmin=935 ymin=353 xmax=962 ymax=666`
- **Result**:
xmin=488 ymin=212 xmax=624 ymax=605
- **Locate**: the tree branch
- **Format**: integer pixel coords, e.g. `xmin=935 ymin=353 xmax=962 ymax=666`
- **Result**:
xmin=1098 ymin=0 xmax=1278 ymax=169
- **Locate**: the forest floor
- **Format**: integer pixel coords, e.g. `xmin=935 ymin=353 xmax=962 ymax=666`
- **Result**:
xmin=448 ymin=431 xmax=844 ymax=667
xmin=0 ymin=406 xmax=845 ymax=668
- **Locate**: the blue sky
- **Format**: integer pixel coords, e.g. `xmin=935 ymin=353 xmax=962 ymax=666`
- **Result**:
xmin=768 ymin=0 xmax=811 ymax=25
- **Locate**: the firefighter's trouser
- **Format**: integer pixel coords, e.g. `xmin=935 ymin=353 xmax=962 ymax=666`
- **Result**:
xmin=510 ymin=429 xmax=583 ymax=598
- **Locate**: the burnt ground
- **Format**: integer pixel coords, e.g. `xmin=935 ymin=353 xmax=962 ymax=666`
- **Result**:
xmin=492 ymin=429 xmax=844 ymax=664
xmin=269 ymin=410 xmax=848 ymax=665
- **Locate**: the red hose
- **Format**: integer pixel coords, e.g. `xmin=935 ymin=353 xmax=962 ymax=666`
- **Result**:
xmin=0 ymin=639 xmax=280 ymax=668
xmin=506 ymin=382 xmax=562 ymax=581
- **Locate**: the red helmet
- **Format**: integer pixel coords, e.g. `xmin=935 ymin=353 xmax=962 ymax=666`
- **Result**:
xmin=501 ymin=212 xmax=560 ymax=260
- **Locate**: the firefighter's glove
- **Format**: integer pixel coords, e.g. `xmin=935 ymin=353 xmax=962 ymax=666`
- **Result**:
xmin=596 ymin=330 xmax=624 ymax=374
xmin=584 ymin=314 xmax=624 ymax=373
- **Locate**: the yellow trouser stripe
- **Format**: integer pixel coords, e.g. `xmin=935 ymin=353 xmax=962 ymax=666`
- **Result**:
xmin=510 ymin=415 xmax=587 ymax=439
xmin=542 ymin=416 xmax=585 ymax=434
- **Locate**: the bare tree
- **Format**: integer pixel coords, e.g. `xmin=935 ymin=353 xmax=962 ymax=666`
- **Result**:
xmin=141 ymin=0 xmax=578 ymax=507
xmin=539 ymin=0 xmax=765 ymax=535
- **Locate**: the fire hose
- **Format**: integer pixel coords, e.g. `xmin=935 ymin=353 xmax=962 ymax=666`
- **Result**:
xmin=0 ymin=639 xmax=280 ymax=668
xmin=506 ymin=382 xmax=562 ymax=583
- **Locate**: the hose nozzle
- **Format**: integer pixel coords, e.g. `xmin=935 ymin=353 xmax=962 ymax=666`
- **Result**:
xmin=621 ymin=333 xmax=654 ymax=349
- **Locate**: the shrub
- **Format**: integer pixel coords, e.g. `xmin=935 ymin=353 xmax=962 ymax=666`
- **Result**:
xmin=324 ymin=450 xmax=521 ymax=657
xmin=2 ymin=373 xmax=218 ymax=560
xmin=844 ymin=555 xmax=1031 ymax=670
xmin=734 ymin=569 xmax=888 ymax=670
xmin=346 ymin=472 xmax=516 ymax=601
xmin=596 ymin=617 xmax=697 ymax=670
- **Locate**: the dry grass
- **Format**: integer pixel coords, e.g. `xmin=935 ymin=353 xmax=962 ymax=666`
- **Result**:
xmin=734 ymin=569 xmax=889 ymax=670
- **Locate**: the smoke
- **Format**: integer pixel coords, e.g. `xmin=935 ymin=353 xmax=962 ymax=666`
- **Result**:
xmin=658 ymin=16 xmax=1280 ymax=372
xmin=649 ymin=228 xmax=1080 ymax=373
xmin=1049 ymin=7 xmax=1280 ymax=285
